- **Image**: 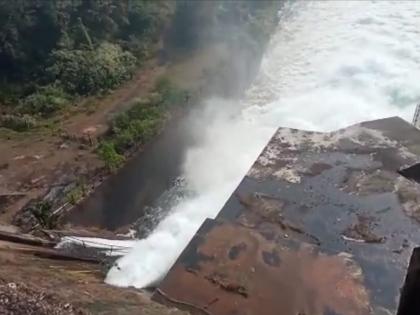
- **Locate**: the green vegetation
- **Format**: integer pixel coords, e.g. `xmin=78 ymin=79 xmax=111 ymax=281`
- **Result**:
xmin=97 ymin=141 xmax=125 ymax=173
xmin=66 ymin=180 xmax=88 ymax=205
xmin=97 ymin=78 xmax=187 ymax=172
xmin=28 ymin=200 xmax=58 ymax=229
xmin=18 ymin=85 xmax=70 ymax=117
xmin=155 ymin=77 xmax=189 ymax=107
xmin=112 ymin=105 xmax=162 ymax=152
xmin=0 ymin=114 xmax=37 ymax=132
xmin=47 ymin=42 xmax=137 ymax=95
xmin=0 ymin=0 xmax=280 ymax=170
xmin=0 ymin=0 xmax=170 ymax=121
xmin=112 ymin=78 xmax=187 ymax=151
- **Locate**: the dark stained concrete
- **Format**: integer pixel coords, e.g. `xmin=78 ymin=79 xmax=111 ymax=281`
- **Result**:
xmin=154 ymin=117 xmax=420 ymax=315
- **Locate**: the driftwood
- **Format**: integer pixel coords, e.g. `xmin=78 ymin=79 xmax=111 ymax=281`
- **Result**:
xmin=0 ymin=229 xmax=105 ymax=264
xmin=0 ymin=224 xmax=129 ymax=265
xmin=0 ymin=230 xmax=57 ymax=247
xmin=0 ymin=240 xmax=101 ymax=263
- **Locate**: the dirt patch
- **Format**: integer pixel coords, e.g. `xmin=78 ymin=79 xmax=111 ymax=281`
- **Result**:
xmin=62 ymin=60 xmax=165 ymax=140
xmin=0 ymin=249 xmax=188 ymax=315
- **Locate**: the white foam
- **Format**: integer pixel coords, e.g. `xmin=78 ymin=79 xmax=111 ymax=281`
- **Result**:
xmin=58 ymin=236 xmax=137 ymax=256
xmin=102 ymin=0 xmax=419 ymax=288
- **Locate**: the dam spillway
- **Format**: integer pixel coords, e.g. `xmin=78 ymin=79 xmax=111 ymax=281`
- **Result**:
xmin=154 ymin=117 xmax=420 ymax=315
xmin=104 ymin=0 xmax=420 ymax=290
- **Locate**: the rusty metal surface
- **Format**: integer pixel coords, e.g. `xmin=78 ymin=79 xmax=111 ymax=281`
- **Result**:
xmin=154 ymin=117 xmax=420 ymax=315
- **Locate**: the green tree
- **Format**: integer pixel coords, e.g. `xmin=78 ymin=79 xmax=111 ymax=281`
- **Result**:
xmin=18 ymin=84 xmax=70 ymax=116
xmin=0 ymin=0 xmax=169 ymax=97
xmin=47 ymin=42 xmax=136 ymax=95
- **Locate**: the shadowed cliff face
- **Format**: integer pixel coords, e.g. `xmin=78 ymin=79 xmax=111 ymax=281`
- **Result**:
xmin=398 ymin=247 xmax=420 ymax=315
xmin=398 ymin=163 xmax=420 ymax=184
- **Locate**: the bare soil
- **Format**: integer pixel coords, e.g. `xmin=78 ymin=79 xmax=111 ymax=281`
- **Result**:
xmin=0 ymin=58 xmax=195 ymax=314
xmin=0 ymin=45 xmax=237 ymax=314
xmin=0 ymin=246 xmax=187 ymax=315
xmin=0 ymin=60 xmax=165 ymax=227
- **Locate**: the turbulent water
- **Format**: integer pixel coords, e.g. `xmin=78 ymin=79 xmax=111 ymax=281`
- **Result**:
xmin=103 ymin=1 xmax=420 ymax=288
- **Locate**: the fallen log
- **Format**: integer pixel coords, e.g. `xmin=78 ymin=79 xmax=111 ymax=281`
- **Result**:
xmin=0 ymin=230 xmax=57 ymax=247
xmin=0 ymin=240 xmax=101 ymax=263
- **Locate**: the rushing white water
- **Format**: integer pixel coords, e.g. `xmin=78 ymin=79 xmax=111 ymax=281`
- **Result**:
xmin=103 ymin=1 xmax=420 ymax=288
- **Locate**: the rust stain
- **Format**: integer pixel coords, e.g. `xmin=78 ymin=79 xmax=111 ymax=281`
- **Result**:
xmin=236 ymin=192 xmax=321 ymax=245
xmin=156 ymin=222 xmax=371 ymax=315
xmin=342 ymin=215 xmax=384 ymax=244
xmin=156 ymin=117 xmax=420 ymax=314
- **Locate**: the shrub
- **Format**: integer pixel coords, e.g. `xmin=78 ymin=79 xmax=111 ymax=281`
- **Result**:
xmin=0 ymin=114 xmax=37 ymax=131
xmin=96 ymin=80 xmax=184 ymax=163
xmin=113 ymin=128 xmax=136 ymax=151
xmin=29 ymin=201 xmax=57 ymax=229
xmin=113 ymin=112 xmax=131 ymax=130
xmin=66 ymin=180 xmax=87 ymax=205
xmin=97 ymin=141 xmax=125 ymax=172
xmin=47 ymin=42 xmax=137 ymax=95
xmin=155 ymin=77 xmax=188 ymax=107
xmin=124 ymin=102 xmax=162 ymax=122
xmin=0 ymin=83 xmax=28 ymax=106
xmin=111 ymin=100 xmax=163 ymax=152
xmin=18 ymin=85 xmax=70 ymax=116
xmin=112 ymin=117 xmax=161 ymax=152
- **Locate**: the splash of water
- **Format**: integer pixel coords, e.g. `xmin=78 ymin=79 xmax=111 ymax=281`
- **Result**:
xmin=104 ymin=0 xmax=420 ymax=288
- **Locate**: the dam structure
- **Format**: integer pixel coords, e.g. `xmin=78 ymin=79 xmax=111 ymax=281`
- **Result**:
xmin=154 ymin=117 xmax=420 ymax=315
xmin=103 ymin=0 xmax=420 ymax=292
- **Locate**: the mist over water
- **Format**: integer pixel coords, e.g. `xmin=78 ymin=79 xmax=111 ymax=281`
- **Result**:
xmin=105 ymin=1 xmax=420 ymax=288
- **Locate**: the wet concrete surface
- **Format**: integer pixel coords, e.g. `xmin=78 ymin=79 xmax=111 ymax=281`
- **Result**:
xmin=154 ymin=117 xmax=420 ymax=315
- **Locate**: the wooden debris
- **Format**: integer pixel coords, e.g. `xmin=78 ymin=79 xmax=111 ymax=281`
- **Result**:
xmin=0 ymin=230 xmax=57 ymax=247
xmin=0 ymin=240 xmax=101 ymax=263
